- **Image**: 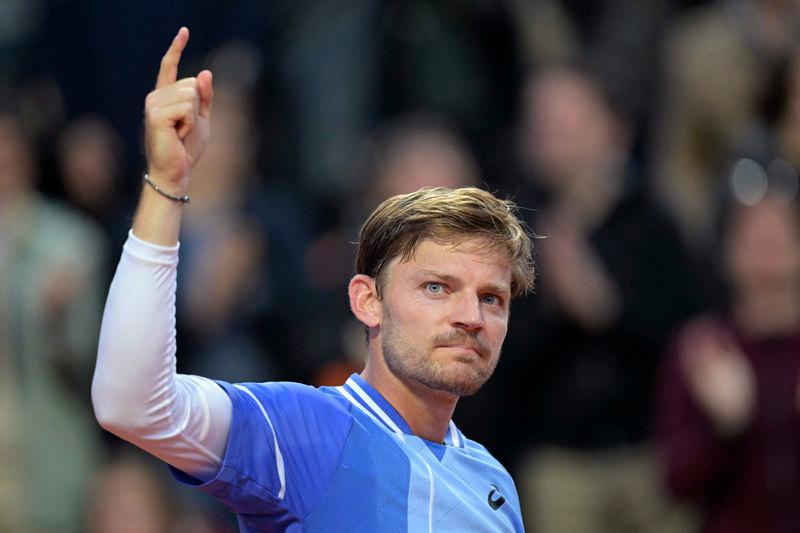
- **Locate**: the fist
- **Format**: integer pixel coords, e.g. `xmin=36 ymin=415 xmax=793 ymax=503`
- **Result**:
xmin=144 ymin=28 xmax=213 ymax=192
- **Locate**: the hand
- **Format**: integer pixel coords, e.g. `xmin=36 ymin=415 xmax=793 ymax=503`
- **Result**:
xmin=680 ymin=320 xmax=755 ymax=438
xmin=186 ymin=222 xmax=265 ymax=329
xmin=539 ymin=209 xmax=620 ymax=330
xmin=144 ymin=27 xmax=213 ymax=193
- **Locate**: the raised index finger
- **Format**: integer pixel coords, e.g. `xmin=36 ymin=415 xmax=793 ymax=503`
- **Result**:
xmin=156 ymin=27 xmax=189 ymax=89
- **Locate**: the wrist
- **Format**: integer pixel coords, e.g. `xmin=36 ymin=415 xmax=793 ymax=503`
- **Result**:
xmin=133 ymin=174 xmax=186 ymax=246
xmin=143 ymin=173 xmax=190 ymax=204
xmin=146 ymin=169 xmax=189 ymax=193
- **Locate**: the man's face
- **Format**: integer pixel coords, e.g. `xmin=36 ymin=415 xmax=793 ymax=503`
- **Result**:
xmin=377 ymin=237 xmax=512 ymax=396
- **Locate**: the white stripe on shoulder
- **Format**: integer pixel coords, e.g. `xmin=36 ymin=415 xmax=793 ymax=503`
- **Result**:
xmin=448 ymin=420 xmax=461 ymax=448
xmin=346 ymin=378 xmax=404 ymax=435
xmin=336 ymin=386 xmax=405 ymax=442
xmin=233 ymin=384 xmax=286 ymax=499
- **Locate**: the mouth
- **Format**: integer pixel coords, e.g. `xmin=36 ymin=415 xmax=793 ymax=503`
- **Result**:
xmin=437 ymin=344 xmax=484 ymax=359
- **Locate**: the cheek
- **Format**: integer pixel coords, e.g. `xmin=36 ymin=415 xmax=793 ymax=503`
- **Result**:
xmin=397 ymin=295 xmax=448 ymax=324
xmin=383 ymin=297 xmax=440 ymax=337
xmin=393 ymin=302 xmax=432 ymax=326
xmin=486 ymin=316 xmax=509 ymax=346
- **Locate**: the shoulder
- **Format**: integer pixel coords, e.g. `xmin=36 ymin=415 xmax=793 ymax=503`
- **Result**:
xmin=208 ymin=381 xmax=356 ymax=513
xmin=220 ymin=380 xmax=352 ymax=421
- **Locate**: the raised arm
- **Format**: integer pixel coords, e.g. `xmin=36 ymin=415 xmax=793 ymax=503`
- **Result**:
xmin=92 ymin=28 xmax=230 ymax=480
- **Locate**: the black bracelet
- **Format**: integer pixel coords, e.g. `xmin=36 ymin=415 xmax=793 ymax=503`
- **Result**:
xmin=143 ymin=174 xmax=190 ymax=204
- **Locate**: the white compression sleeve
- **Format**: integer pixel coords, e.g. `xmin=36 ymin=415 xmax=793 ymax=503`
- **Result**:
xmin=92 ymin=231 xmax=232 ymax=480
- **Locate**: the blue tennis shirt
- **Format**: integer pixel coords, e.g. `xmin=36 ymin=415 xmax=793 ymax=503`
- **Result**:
xmin=174 ymin=373 xmax=524 ymax=532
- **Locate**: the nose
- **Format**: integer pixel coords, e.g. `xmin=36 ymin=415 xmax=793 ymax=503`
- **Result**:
xmin=449 ymin=293 xmax=484 ymax=332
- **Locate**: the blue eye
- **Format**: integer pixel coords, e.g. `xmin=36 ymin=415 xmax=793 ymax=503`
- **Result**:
xmin=426 ymin=282 xmax=443 ymax=294
xmin=482 ymin=294 xmax=498 ymax=305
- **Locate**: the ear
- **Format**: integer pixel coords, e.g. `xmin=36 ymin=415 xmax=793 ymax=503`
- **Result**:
xmin=349 ymin=274 xmax=382 ymax=328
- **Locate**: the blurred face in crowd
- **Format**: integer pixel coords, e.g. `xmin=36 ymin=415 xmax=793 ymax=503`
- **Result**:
xmin=0 ymin=116 xmax=33 ymax=201
xmin=59 ymin=117 xmax=120 ymax=212
xmin=84 ymin=460 xmax=171 ymax=533
xmin=375 ymin=132 xmax=478 ymax=199
xmin=377 ymin=236 xmax=512 ymax=397
xmin=726 ymin=199 xmax=800 ymax=295
xmin=520 ymin=69 xmax=620 ymax=190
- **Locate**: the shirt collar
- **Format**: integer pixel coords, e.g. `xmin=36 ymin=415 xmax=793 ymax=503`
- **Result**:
xmin=337 ymin=373 xmax=465 ymax=448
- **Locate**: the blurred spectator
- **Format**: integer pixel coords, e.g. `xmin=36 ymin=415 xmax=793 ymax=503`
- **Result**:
xmin=55 ymin=114 xmax=131 ymax=280
xmin=0 ymin=109 xmax=105 ymax=531
xmin=653 ymin=0 xmax=800 ymax=249
xmin=506 ymin=0 xmax=671 ymax=125
xmin=504 ymin=67 xmax=703 ymax=533
xmin=175 ymin=78 xmax=312 ymax=383
xmin=84 ymin=451 xmax=236 ymax=533
xmin=56 ymin=115 xmax=124 ymax=223
xmin=657 ymin=196 xmax=800 ymax=532
xmin=360 ymin=113 xmax=480 ymax=207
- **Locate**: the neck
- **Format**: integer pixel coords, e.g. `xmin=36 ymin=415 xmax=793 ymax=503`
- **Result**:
xmin=733 ymin=286 xmax=800 ymax=336
xmin=361 ymin=357 xmax=458 ymax=444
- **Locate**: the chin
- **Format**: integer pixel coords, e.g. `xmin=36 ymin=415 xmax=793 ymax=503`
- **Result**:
xmin=447 ymin=381 xmax=484 ymax=397
xmin=424 ymin=366 xmax=490 ymax=397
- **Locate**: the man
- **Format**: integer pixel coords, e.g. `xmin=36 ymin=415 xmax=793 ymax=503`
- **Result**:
xmin=92 ymin=28 xmax=534 ymax=532
xmin=507 ymin=67 xmax=700 ymax=533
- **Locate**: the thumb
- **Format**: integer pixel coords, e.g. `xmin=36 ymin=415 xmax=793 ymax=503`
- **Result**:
xmin=197 ymin=69 xmax=214 ymax=118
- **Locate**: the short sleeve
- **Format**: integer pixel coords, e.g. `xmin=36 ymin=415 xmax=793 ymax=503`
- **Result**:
xmin=173 ymin=381 xmax=354 ymax=526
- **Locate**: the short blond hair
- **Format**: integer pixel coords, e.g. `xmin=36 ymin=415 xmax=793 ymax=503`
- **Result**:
xmin=356 ymin=187 xmax=535 ymax=297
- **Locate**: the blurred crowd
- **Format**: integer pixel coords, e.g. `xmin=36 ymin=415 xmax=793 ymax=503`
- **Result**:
xmin=3 ymin=0 xmax=800 ymax=531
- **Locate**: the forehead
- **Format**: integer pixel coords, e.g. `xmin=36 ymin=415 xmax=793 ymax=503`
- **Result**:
xmin=387 ymin=237 xmax=512 ymax=286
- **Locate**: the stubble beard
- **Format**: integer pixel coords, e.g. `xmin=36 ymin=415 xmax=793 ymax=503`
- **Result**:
xmin=380 ymin=305 xmax=499 ymax=397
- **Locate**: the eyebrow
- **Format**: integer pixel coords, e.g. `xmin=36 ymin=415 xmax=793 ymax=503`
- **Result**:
xmin=417 ymin=269 xmax=511 ymax=296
